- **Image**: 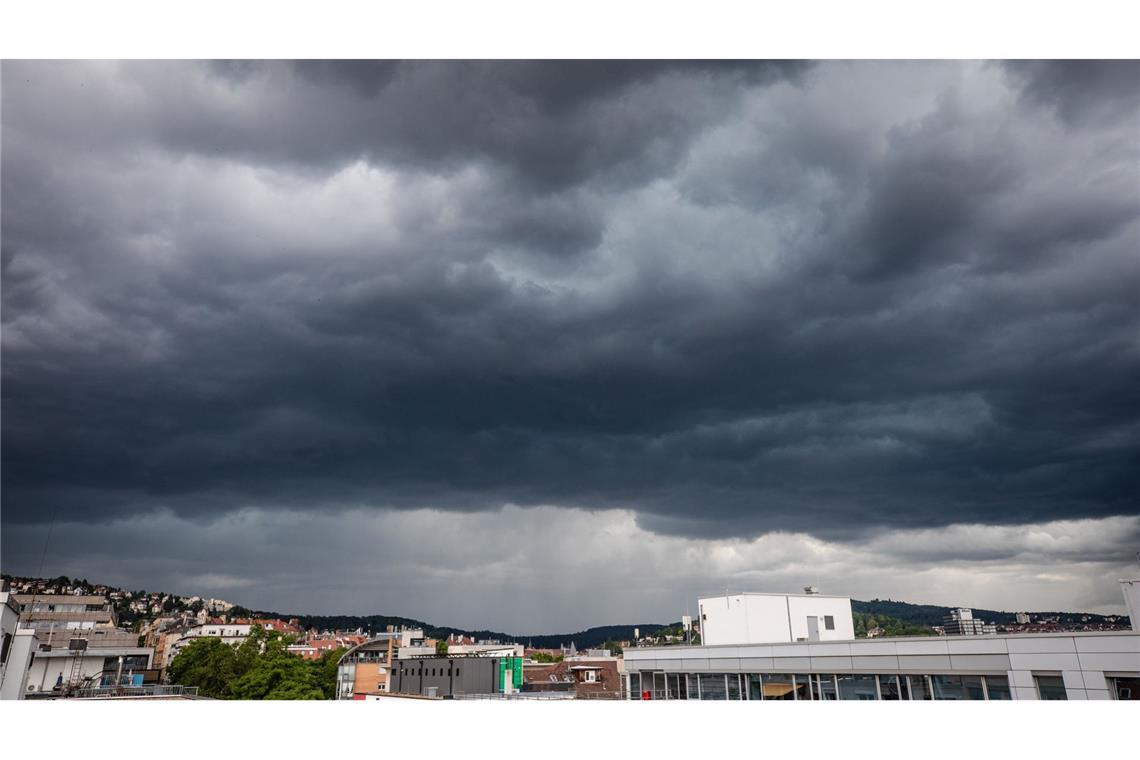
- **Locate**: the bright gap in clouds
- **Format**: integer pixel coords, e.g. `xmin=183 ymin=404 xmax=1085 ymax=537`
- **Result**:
xmin=4 ymin=507 xmax=1136 ymax=633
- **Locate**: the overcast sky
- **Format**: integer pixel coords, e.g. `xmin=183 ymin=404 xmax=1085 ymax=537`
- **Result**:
xmin=2 ymin=60 xmax=1138 ymax=632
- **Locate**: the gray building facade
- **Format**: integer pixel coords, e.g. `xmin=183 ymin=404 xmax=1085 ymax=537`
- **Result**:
xmin=391 ymin=656 xmax=504 ymax=698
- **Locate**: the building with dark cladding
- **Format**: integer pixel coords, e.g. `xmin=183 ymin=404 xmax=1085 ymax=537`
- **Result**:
xmin=391 ymin=655 xmax=523 ymax=698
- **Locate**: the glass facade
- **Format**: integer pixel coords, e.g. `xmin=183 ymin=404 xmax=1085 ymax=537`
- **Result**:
xmin=837 ymin=673 xmax=878 ymax=700
xmin=814 ymin=674 xmax=838 ymax=700
xmin=627 ymin=670 xmax=1035 ymax=700
xmin=698 ymin=673 xmax=727 ymax=700
xmin=762 ymin=673 xmax=796 ymax=700
xmin=984 ymin=675 xmax=1011 ymax=700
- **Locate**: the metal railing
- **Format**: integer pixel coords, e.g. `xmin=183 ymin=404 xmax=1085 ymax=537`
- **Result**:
xmin=69 ymin=684 xmax=201 ymax=699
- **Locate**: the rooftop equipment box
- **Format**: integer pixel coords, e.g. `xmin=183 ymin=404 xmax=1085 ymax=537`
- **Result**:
xmin=698 ymin=591 xmax=855 ymax=645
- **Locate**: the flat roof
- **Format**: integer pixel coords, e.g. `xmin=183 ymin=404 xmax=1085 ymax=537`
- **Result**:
xmin=626 ymin=628 xmax=1140 ymax=654
xmin=698 ymin=592 xmax=851 ymax=601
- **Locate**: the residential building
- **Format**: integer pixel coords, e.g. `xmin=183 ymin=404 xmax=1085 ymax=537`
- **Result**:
xmin=524 ymin=656 xmax=624 ymax=699
xmin=13 ymin=594 xmax=117 ymax=631
xmin=335 ymin=629 xmax=424 ymax=699
xmin=1015 ymin=612 xmax=1031 ymax=625
xmin=23 ymin=640 xmax=154 ymax=697
xmin=942 ymin=608 xmax=996 ymax=636
xmin=697 ymin=589 xmax=855 ymax=645
xmin=1 ymin=589 xmax=41 ymax=700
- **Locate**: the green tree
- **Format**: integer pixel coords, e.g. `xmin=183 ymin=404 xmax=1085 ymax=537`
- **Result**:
xmin=167 ymin=637 xmax=241 ymax=699
xmin=435 ymin=639 xmax=449 ymax=656
xmin=311 ymin=647 xmax=346 ymax=699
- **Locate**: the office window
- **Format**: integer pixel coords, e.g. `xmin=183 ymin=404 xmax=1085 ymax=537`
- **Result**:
xmin=907 ymin=675 xmax=932 ymax=700
xmin=747 ymin=674 xmax=763 ymax=700
xmin=1036 ymin=675 xmax=1067 ymax=700
xmin=837 ymin=673 xmax=878 ymax=700
xmin=984 ymin=676 xmax=1011 ymax=700
xmin=726 ymin=673 xmax=741 ymax=700
xmin=824 ymin=615 xmax=835 ymax=630
xmin=761 ymin=673 xmax=796 ymax=700
xmin=962 ymin=676 xmax=985 ymax=700
xmin=931 ymin=675 xmax=969 ymax=700
xmin=814 ymin=674 xmax=838 ymax=700
xmin=879 ymin=675 xmax=901 ymax=700
xmin=698 ymin=673 xmax=727 ymax=700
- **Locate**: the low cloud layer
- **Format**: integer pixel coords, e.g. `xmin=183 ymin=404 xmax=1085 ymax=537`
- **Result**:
xmin=3 ymin=509 xmax=1136 ymax=631
xmin=2 ymin=61 xmax=1138 ymax=620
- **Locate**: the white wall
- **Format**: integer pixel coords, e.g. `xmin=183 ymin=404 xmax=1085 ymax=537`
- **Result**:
xmin=1121 ymin=579 xmax=1140 ymax=632
xmin=0 ymin=630 xmax=39 ymax=700
xmin=699 ymin=594 xmax=854 ymax=645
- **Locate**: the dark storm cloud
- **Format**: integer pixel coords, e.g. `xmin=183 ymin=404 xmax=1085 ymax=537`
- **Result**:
xmin=1003 ymin=59 xmax=1140 ymax=124
xmin=2 ymin=60 xmax=1138 ymax=545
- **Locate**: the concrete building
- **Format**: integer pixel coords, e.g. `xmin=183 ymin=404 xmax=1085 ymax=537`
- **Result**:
xmin=623 ymin=629 xmax=1140 ymax=700
xmin=625 ymin=584 xmax=1140 ymax=700
xmin=335 ymin=629 xmax=425 ymax=699
xmin=1016 ymin=612 xmax=1031 ymax=625
xmin=165 ymin=621 xmax=254 ymax=667
xmin=391 ymin=654 xmax=522 ymax=698
xmin=698 ymin=590 xmax=855 ymax=645
xmin=13 ymin=594 xmax=117 ymax=631
xmin=942 ymin=608 xmax=996 ymax=636
xmin=1 ymin=589 xmax=41 ymax=700
xmin=23 ymin=643 xmax=154 ymax=697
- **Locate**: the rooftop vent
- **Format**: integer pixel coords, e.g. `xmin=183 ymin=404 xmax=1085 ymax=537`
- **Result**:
xmin=803 ymin=586 xmax=820 ymax=595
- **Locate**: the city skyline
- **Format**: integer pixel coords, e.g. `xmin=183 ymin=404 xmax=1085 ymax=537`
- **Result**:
xmin=3 ymin=60 xmax=1138 ymax=631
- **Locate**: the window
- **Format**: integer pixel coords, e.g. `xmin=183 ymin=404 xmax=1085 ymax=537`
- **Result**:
xmin=1110 ymin=677 xmax=1140 ymax=700
xmin=747 ymin=674 xmax=763 ymax=700
xmin=726 ymin=673 xmax=741 ymax=700
xmin=815 ymin=674 xmax=838 ymax=700
xmin=907 ymin=675 xmax=932 ymax=700
xmin=761 ymin=673 xmax=796 ymax=700
xmin=836 ymin=674 xmax=878 ymax=700
xmin=879 ymin=675 xmax=902 ymax=700
xmin=1036 ymin=675 xmax=1067 ymax=700
xmin=984 ymin=676 xmax=1011 ymax=700
xmin=697 ymin=673 xmax=727 ymax=700
xmin=931 ymin=675 xmax=970 ymax=700
xmin=823 ymin=615 xmax=835 ymax=631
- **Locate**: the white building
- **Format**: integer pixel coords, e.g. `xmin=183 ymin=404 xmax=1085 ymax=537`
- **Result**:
xmin=164 ymin=622 xmax=254 ymax=668
xmin=623 ymin=630 xmax=1140 ymax=700
xmin=23 ymin=644 xmax=153 ymax=697
xmin=1 ymin=590 xmax=41 ymax=700
xmin=1121 ymin=578 xmax=1140 ymax=631
xmin=624 ymin=583 xmax=1140 ymax=701
xmin=698 ymin=590 xmax=855 ymax=645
